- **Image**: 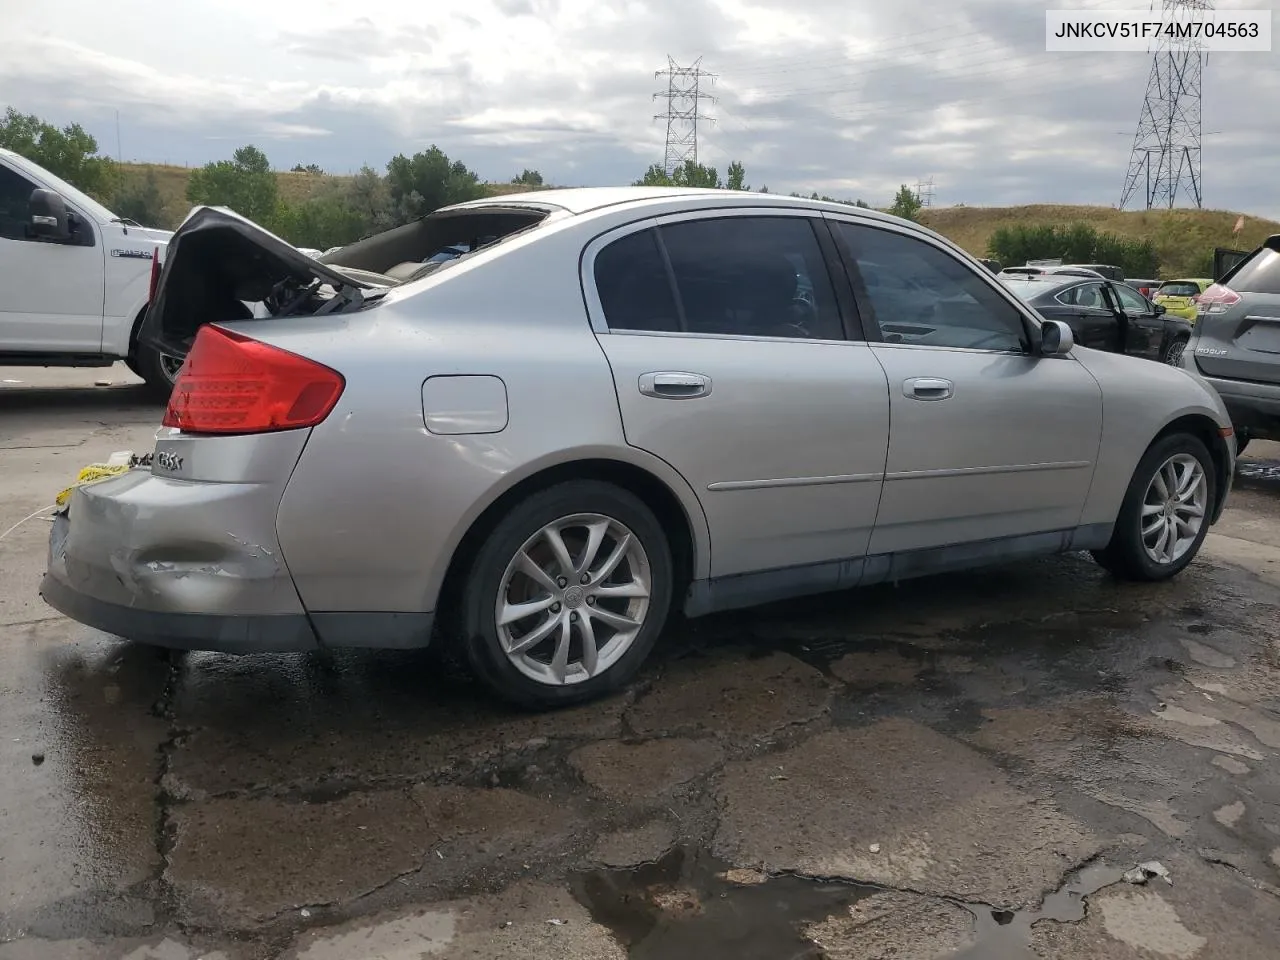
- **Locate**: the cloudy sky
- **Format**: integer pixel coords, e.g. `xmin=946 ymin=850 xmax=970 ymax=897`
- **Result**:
xmin=2 ymin=0 xmax=1276 ymax=216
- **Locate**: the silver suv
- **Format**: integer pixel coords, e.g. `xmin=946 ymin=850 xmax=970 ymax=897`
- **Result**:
xmin=1183 ymin=235 xmax=1280 ymax=454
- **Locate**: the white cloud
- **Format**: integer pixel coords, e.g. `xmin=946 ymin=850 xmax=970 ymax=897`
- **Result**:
xmin=0 ymin=0 xmax=1274 ymax=217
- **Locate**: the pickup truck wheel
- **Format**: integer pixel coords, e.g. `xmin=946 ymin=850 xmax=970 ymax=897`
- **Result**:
xmin=131 ymin=341 xmax=184 ymax=401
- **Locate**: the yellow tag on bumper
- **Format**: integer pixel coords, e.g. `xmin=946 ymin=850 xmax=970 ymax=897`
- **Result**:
xmin=55 ymin=464 xmax=133 ymax=509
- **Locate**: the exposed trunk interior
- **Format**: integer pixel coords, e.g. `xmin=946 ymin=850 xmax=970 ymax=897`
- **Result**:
xmin=140 ymin=204 xmax=552 ymax=361
xmin=321 ymin=207 xmax=550 ymax=283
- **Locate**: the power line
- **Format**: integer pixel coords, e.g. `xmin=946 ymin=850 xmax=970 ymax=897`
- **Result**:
xmin=916 ymin=176 xmax=935 ymax=207
xmin=653 ymin=56 xmax=717 ymax=173
xmin=1120 ymin=0 xmax=1212 ymax=209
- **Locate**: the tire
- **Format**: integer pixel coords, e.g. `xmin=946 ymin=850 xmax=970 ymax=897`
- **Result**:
xmin=1091 ymin=433 xmax=1216 ymax=582
xmin=457 ymin=480 xmax=674 ymax=710
xmin=1163 ymin=338 xmax=1188 ymax=367
xmin=130 ymin=339 xmax=184 ymax=402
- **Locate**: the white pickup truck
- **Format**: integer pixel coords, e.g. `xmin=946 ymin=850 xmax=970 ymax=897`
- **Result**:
xmin=0 ymin=147 xmax=177 ymax=396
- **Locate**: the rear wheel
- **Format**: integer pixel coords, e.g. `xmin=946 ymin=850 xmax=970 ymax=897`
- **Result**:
xmin=130 ymin=339 xmax=184 ymax=402
xmin=457 ymin=480 xmax=673 ymax=709
xmin=1091 ymin=433 xmax=1215 ymax=581
xmin=1163 ymin=337 xmax=1188 ymax=366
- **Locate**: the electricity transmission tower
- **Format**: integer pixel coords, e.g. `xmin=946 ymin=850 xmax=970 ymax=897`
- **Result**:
xmin=916 ymin=177 xmax=935 ymax=207
xmin=1119 ymin=0 xmax=1211 ymax=210
xmin=653 ymin=57 xmax=716 ymax=174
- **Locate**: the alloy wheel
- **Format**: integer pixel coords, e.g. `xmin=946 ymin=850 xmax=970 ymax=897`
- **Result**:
xmin=494 ymin=513 xmax=652 ymax=686
xmin=1140 ymin=453 xmax=1207 ymax=565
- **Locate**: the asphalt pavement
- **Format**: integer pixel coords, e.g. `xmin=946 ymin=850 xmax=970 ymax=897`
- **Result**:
xmin=3 ymin=364 xmax=1280 ymax=959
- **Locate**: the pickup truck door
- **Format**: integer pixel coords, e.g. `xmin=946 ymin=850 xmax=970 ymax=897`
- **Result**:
xmin=0 ymin=161 xmax=106 ymax=353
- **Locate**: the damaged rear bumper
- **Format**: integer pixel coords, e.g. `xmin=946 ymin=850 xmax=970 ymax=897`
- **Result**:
xmin=40 ymin=468 xmax=319 ymax=653
xmin=40 ymin=466 xmax=437 ymax=654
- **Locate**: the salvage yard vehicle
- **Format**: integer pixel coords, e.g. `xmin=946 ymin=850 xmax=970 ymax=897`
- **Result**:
xmin=1181 ymin=235 xmax=1280 ymax=455
xmin=999 ymin=273 xmax=1192 ymax=365
xmin=0 ymin=147 xmax=176 ymax=395
xmin=41 ymin=187 xmax=1237 ymax=709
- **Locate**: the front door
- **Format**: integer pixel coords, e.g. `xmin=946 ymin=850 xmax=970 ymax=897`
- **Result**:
xmin=828 ymin=216 xmax=1104 ymax=554
xmin=583 ymin=210 xmax=890 ymax=578
xmin=0 ymin=162 xmax=105 ymax=353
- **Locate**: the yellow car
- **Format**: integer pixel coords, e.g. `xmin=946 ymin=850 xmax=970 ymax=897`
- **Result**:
xmin=1153 ymin=278 xmax=1212 ymax=321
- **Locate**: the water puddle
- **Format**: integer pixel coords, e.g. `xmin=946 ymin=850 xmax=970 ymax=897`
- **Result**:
xmin=571 ymin=846 xmax=876 ymax=958
xmin=947 ymin=861 xmax=1127 ymax=959
xmin=573 ymin=847 xmax=1126 ymax=959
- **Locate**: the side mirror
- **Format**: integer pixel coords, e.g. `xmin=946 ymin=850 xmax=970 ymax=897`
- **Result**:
xmin=29 ymin=188 xmax=71 ymax=241
xmin=1040 ymin=319 xmax=1074 ymax=357
xmin=1153 ymin=302 xmax=1166 ymax=315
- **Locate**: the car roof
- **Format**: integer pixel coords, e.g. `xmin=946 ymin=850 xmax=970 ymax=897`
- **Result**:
xmin=440 ymin=185 xmax=916 ymax=228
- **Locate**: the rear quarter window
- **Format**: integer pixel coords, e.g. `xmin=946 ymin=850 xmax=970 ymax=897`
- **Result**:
xmin=1228 ymin=248 xmax=1280 ymax=295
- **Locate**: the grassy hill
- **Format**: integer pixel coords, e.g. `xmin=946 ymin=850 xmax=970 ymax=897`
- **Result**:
xmin=920 ymin=204 xmax=1280 ymax=278
xmin=114 ymin=163 xmax=1276 ymax=278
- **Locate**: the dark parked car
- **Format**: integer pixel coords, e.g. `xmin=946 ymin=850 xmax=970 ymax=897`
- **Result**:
xmin=1182 ymin=235 xmax=1280 ymax=454
xmin=999 ymin=274 xmax=1192 ymax=365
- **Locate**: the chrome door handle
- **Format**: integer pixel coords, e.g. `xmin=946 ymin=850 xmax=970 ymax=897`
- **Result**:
xmin=904 ymin=377 xmax=953 ymax=401
xmin=639 ymin=371 xmax=712 ymax=399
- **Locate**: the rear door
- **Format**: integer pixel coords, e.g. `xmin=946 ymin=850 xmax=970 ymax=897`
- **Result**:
xmin=582 ymin=209 xmax=890 ymax=578
xmin=1107 ymin=282 xmax=1163 ymax=360
xmin=827 ymin=215 xmax=1103 ymax=553
xmin=1063 ymin=282 xmax=1122 ymax=351
xmin=1195 ymin=242 xmax=1280 ymax=384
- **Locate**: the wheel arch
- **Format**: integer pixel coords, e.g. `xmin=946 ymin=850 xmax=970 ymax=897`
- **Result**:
xmin=1150 ymin=412 xmax=1231 ymax=522
xmin=433 ymin=453 xmax=709 ymax=629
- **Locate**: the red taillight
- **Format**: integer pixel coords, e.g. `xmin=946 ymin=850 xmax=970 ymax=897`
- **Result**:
xmin=162 ymin=325 xmax=344 ymax=435
xmin=148 ymin=246 xmax=161 ymax=302
xmin=1196 ymin=283 xmax=1241 ymax=314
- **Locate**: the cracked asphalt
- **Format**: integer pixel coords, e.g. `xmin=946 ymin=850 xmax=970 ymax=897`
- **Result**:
xmin=3 ymin=363 xmax=1280 ymax=959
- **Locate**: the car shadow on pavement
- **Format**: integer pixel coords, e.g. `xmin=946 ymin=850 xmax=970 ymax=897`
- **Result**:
xmin=0 ymin=382 xmax=163 ymax=414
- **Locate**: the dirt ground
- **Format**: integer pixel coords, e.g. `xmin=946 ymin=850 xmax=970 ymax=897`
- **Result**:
xmin=3 ymin=364 xmax=1280 ymax=960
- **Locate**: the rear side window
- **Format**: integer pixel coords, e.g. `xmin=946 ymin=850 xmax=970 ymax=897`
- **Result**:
xmin=593 ymin=228 xmax=681 ymax=332
xmin=1228 ymin=248 xmax=1280 ymax=295
xmin=659 ymin=216 xmax=845 ymax=340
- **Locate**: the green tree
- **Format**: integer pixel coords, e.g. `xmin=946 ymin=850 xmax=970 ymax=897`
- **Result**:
xmin=274 ymin=190 xmax=368 ymax=250
xmin=384 ymin=146 xmax=485 ymax=223
xmin=291 ymin=162 xmax=324 ymax=175
xmin=726 ymin=161 xmax=748 ymax=190
xmin=110 ymin=169 xmax=166 ymax=226
xmin=186 ymin=144 xmax=280 ymax=225
xmin=343 ymin=165 xmax=396 ymax=232
xmin=889 ymin=184 xmax=922 ymax=222
xmin=634 ymin=160 xmax=724 ymax=188
xmin=0 ymin=107 xmax=117 ymax=201
xmin=987 ymin=223 xmax=1159 ymax=277
xmin=512 ymin=168 xmax=544 ymax=187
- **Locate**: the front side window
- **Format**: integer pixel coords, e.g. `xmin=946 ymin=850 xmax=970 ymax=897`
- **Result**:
xmin=836 ymin=222 xmax=1027 ymax=352
xmin=659 ymin=216 xmax=845 ymax=340
xmin=0 ymin=165 xmax=37 ymax=242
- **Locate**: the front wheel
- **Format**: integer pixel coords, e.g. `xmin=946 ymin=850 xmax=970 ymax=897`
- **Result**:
xmin=457 ymin=480 xmax=673 ymax=709
xmin=1091 ymin=433 xmax=1215 ymax=582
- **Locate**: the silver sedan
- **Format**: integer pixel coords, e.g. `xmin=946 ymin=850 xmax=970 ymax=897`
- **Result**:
xmin=41 ymin=188 xmax=1236 ymax=708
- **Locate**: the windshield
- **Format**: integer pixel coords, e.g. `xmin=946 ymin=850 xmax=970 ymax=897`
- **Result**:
xmin=3 ymin=150 xmax=117 ymax=223
xmin=1158 ymin=282 xmax=1200 ymax=297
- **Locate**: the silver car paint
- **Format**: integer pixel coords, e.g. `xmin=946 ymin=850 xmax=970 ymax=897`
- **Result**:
xmin=44 ymin=188 xmax=1235 ymax=648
